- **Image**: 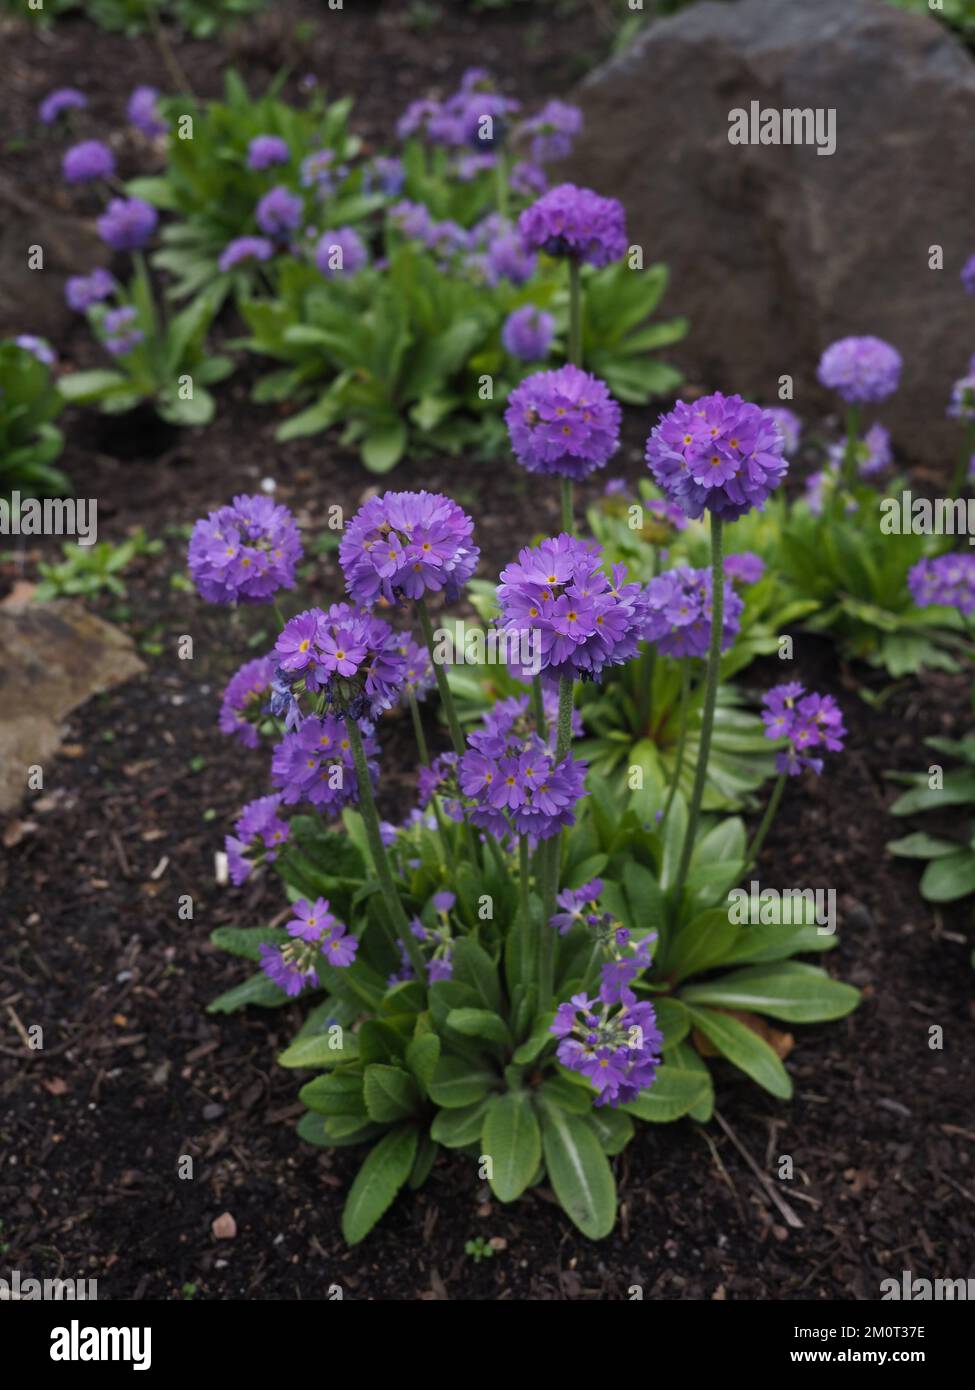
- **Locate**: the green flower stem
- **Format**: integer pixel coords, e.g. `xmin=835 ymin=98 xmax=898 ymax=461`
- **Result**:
xmin=530 ymin=674 xmax=548 ymax=739
xmin=951 ymin=419 xmax=975 ymax=499
xmin=518 ymin=834 xmax=533 ymax=992
xmin=560 ymin=477 xmax=574 ymax=535
xmin=745 ymin=772 xmax=787 ymax=871
xmin=416 ymin=598 xmax=466 ymax=756
xmin=660 ymin=657 xmax=691 ymax=828
xmin=674 ymin=513 xmax=724 ymax=899
xmin=146 ymin=0 xmax=195 ymax=97
xmin=840 ymin=404 xmax=861 ymax=498
xmin=538 ymin=674 xmax=576 ymax=1004
xmin=345 ymin=714 xmax=425 ymax=976
xmin=408 ymin=690 xmax=430 ymax=766
xmin=636 ymin=551 xmax=661 ymax=731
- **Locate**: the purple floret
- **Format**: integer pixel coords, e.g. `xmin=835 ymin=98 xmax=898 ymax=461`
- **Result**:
xmin=65 ymin=268 xmax=116 ymax=311
xmin=128 ymin=86 xmax=166 ymax=138
xmin=314 ymin=227 xmax=368 ymax=277
xmin=97 ymin=197 xmax=158 ymax=253
xmin=458 ymin=711 xmax=587 ymax=842
xmin=909 ymin=552 xmax=975 ymax=617
xmin=270 ymin=712 xmax=379 ymax=811
xmin=761 ymin=682 xmax=846 ymax=777
xmin=225 ymin=794 xmax=290 ymax=886
xmin=218 ymin=236 xmax=274 ymax=273
xmin=273 ymin=602 xmax=409 ymax=720
xmin=501 ymin=305 xmax=554 ymax=362
xmin=247 ymin=135 xmax=290 ymax=171
xmin=766 ymin=406 xmax=801 ymax=454
xmin=39 ymin=88 xmax=87 ymax=125
xmin=258 ymin=895 xmax=357 ymax=995
xmin=518 ymin=183 xmax=627 ymax=268
xmin=187 ymin=493 xmax=303 ymax=605
xmin=506 ymin=364 xmax=621 ymax=481
xmin=339 ymin=490 xmax=479 ymax=606
xmin=15 ymin=335 xmax=56 ymax=367
xmin=642 ymin=565 xmax=743 ymax=658
xmin=219 ymin=654 xmax=276 ymax=748
xmin=817 ymin=336 xmax=902 ymax=404
xmin=645 ymin=392 xmax=789 ymax=521
xmin=520 ymin=99 xmax=582 ymax=163
xmin=255 ymin=185 xmax=303 ymax=238
xmin=63 ymin=140 xmax=116 ymax=184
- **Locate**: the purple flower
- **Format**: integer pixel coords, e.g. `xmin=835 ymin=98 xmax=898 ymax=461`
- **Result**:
xmin=766 ymin=406 xmax=801 ymax=454
xmin=961 ymin=254 xmax=975 ymax=295
xmin=909 ymin=553 xmax=975 ymax=617
xmin=247 ymin=135 xmax=290 ymax=171
xmin=218 ymin=236 xmax=274 ymax=273
xmin=271 ymin=713 xmax=379 ymax=810
xmin=39 ymin=88 xmax=87 ymax=125
xmin=102 ymin=305 xmax=144 ymax=356
xmin=506 ymin=364 xmax=621 ymax=481
xmin=432 ymin=891 xmax=456 ymax=914
xmin=65 ymin=268 xmax=116 ymax=311
xmin=642 ymin=565 xmax=743 ymax=658
xmin=394 ymin=635 xmax=435 ymax=702
xmin=15 ymin=335 xmax=55 ymax=367
xmin=300 ymin=148 xmax=338 ymax=190
xmin=458 ymin=714 xmax=587 ymax=841
xmin=520 ymin=100 xmax=583 ymax=163
xmin=362 ymin=156 xmax=404 ymax=198
xmin=259 ymin=896 xmax=357 ymax=995
xmin=510 ymin=161 xmax=548 ymax=197
xmin=827 ymin=422 xmax=892 ymax=478
xmin=483 ymin=229 xmax=536 ymax=286
xmin=389 ymin=199 xmax=433 ymax=241
xmin=339 ymin=490 xmax=479 ymax=607
xmin=549 ymin=879 xmax=604 ymax=935
xmin=255 ymin=186 xmax=303 ymax=238
xmin=518 ymin=183 xmax=627 ymax=268
xmin=428 ymin=955 xmax=454 ymax=983
xmin=645 ymin=392 xmax=789 ymax=521
xmin=273 ymin=603 xmax=409 ymax=720
xmin=761 ymin=683 xmax=846 ymax=777
xmin=128 ymin=86 xmax=166 ymax=138
xmin=817 ymin=336 xmax=902 ymax=404
xmin=948 ymin=373 xmax=975 ymax=423
xmin=551 ymin=994 xmax=662 ymax=1108
xmin=97 ymin=198 xmax=158 ymax=253
xmin=724 ymin=551 xmax=765 ymax=585
xmin=501 ymin=305 xmax=555 ymax=362
xmin=225 ymin=794 xmax=290 ymax=886
xmin=63 ymin=140 xmax=115 ymax=184
xmin=219 ymin=655 xmax=276 ymax=748
xmin=188 ymin=493 xmax=303 ymax=605
xmin=314 ymin=227 xmax=368 ymax=277
xmin=497 ymin=534 xmax=650 ymax=683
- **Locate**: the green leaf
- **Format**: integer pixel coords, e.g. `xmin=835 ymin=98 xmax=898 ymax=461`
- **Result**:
xmin=278 ymin=1031 xmax=360 ymax=1069
xmin=622 ymin=1063 xmax=712 ymax=1123
xmin=482 ymin=1091 xmax=542 ymax=1202
xmin=669 ymin=908 xmax=740 ymax=983
xmin=56 ymin=370 xmax=131 ymax=404
xmin=430 ymin=1099 xmax=488 ymax=1148
xmin=427 ymin=1055 xmax=496 ymax=1108
xmin=680 ymin=963 xmax=860 ymax=1023
xmin=299 ymin=1071 xmax=367 ymax=1117
xmin=361 ymin=421 xmax=407 ymax=473
xmin=686 ymin=1006 xmax=793 ymax=1099
xmin=586 ymin=1107 xmax=635 ymax=1155
xmin=920 ymin=849 xmax=975 ymax=902
xmin=209 ymin=925 xmax=287 ymax=961
xmin=405 ymin=1032 xmax=441 ymax=1094
xmin=451 ymin=937 xmax=502 ymax=1012
xmin=540 ymin=1103 xmax=617 ymax=1239
xmin=341 ymin=1124 xmax=419 ymax=1245
xmin=297 ymin=1113 xmax=382 ymax=1149
xmin=887 ymin=832 xmax=962 ymax=860
xmin=445 ymin=1008 xmax=511 ymax=1047
xmin=363 ymin=1064 xmax=421 ymax=1122
xmin=206 ymin=971 xmax=288 ymax=1013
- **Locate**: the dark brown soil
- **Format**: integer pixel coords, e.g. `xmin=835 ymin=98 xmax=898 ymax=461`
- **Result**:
xmin=2 ymin=2 xmax=974 ymax=1303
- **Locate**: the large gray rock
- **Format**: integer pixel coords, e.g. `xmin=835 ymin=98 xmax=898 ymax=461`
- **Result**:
xmin=0 ymin=600 xmax=145 ymax=815
xmin=564 ymin=0 xmax=975 ymax=470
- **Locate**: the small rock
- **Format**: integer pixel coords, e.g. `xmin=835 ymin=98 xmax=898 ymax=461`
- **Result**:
xmin=211 ymin=1212 xmax=237 ymax=1240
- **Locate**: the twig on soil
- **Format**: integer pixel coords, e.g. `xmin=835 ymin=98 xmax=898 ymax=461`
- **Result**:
xmin=714 ymin=1110 xmax=804 ymax=1230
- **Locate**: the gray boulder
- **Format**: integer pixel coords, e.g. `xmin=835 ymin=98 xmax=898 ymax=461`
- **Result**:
xmin=564 ymin=0 xmax=975 ymax=470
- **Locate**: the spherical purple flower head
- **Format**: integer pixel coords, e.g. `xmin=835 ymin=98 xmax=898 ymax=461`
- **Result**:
xmin=766 ymin=406 xmax=801 ymax=455
xmin=511 ymin=161 xmax=548 ymax=198
xmin=247 ymin=135 xmax=290 ymax=171
xmin=642 ymin=564 xmax=743 ymax=659
xmin=484 ymin=229 xmax=536 ymax=286
xmin=502 ymin=305 xmax=555 ymax=362
xmin=188 ymin=493 xmax=303 ymax=605
xmin=645 ymin=392 xmax=789 ymax=522
xmin=458 ymin=717 xmax=587 ymax=842
xmin=908 ymin=553 xmax=975 ymax=617
xmin=39 ymin=87 xmax=87 ymax=125
xmin=520 ymin=99 xmax=583 ymax=164
xmin=226 ymin=794 xmax=290 ymax=886
xmin=948 ymin=372 xmax=975 ymax=422
xmin=724 ymin=551 xmax=765 ymax=585
xmin=817 ymin=335 xmax=902 ymax=404
xmin=339 ymin=490 xmax=479 ymax=606
xmin=394 ymin=634 xmax=435 ymax=702
xmin=314 ymin=227 xmax=368 ymax=278
xmin=497 ymin=533 xmax=650 ymax=683
xmin=65 ymin=267 xmax=116 ymax=311
xmin=219 ymin=654 xmax=276 ymax=748
xmin=128 ymin=86 xmax=166 ymax=138
xmin=259 ymin=896 xmax=358 ymax=995
xmin=362 ymin=155 xmax=404 ymax=198
xmin=827 ymin=422 xmax=892 ymax=478
xmin=218 ymin=235 xmax=274 ymax=273
xmin=396 ymin=98 xmax=441 ymax=141
xmin=274 ymin=603 xmax=409 ymax=720
xmin=255 ymin=185 xmax=303 ymax=239
xmin=505 ymin=364 xmax=621 ymax=481
xmin=961 ymin=254 xmax=975 ymax=295
xmin=388 ymin=199 xmax=433 ymax=241
xmin=551 ymin=992 xmax=662 ymax=1108
xmin=97 ymin=197 xmax=158 ymax=253
xmin=63 ymin=140 xmax=115 ymax=185
xmin=15 ymin=335 xmax=56 ymax=367
xmin=271 ymin=712 xmax=378 ymax=811
xmin=102 ymin=305 xmax=144 ymax=357
xmin=518 ymin=183 xmax=627 ymax=268
xmin=761 ymin=682 xmax=846 ymax=777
